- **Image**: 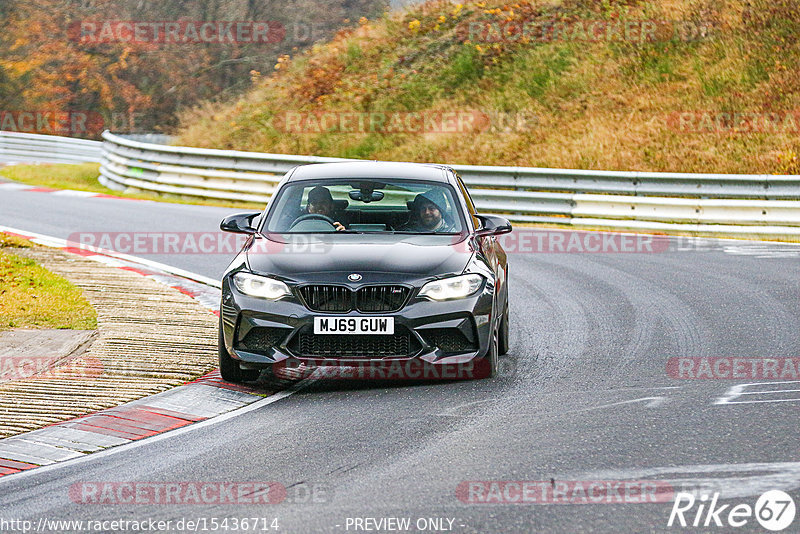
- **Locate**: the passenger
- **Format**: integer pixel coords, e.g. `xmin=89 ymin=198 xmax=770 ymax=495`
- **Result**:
xmin=402 ymin=190 xmax=456 ymax=232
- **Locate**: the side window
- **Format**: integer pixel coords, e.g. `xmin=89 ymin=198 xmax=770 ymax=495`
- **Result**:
xmin=455 ymin=173 xmax=480 ymax=228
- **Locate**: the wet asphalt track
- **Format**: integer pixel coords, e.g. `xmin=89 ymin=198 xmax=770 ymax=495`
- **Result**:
xmin=1 ymin=186 xmax=799 ymax=533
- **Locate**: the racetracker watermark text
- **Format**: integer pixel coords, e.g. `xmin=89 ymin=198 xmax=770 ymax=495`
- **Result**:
xmin=277 ymin=358 xmax=515 ymax=380
xmin=460 ymin=19 xmax=714 ymax=44
xmin=0 ymin=111 xmax=103 ymax=136
xmin=69 ymin=21 xmax=285 ymax=44
xmin=667 ymin=357 xmax=800 ymax=380
xmin=0 ymin=354 xmax=102 ymax=383
xmin=666 ymin=111 xmax=800 ymax=134
xmin=270 ymin=110 xmax=536 ymax=134
xmin=456 ymin=480 xmax=674 ymax=504
xmin=66 ymin=230 xmax=671 ymax=256
xmin=68 ymin=481 xmax=328 ymax=505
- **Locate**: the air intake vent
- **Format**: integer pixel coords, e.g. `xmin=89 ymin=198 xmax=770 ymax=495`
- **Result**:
xmin=239 ymin=327 xmax=290 ymax=352
xmin=422 ymin=328 xmax=477 ymax=354
xmin=289 ymin=326 xmax=420 ymax=358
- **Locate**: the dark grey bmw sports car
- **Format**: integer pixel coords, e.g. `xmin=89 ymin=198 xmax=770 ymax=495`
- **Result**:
xmin=218 ymin=161 xmax=511 ymax=382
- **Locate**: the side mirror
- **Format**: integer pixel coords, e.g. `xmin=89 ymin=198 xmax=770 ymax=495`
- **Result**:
xmin=220 ymin=212 xmax=261 ymax=234
xmin=475 ymin=214 xmax=512 ymax=237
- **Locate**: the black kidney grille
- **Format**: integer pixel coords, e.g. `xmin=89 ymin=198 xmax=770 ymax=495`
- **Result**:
xmin=298 ymin=285 xmax=410 ymax=313
xmin=299 ymin=285 xmax=352 ymax=312
xmin=356 ymin=285 xmax=409 ymax=312
xmin=292 ymin=327 xmax=419 ymax=358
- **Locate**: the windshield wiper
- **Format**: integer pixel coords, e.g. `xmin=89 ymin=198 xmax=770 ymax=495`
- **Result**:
xmin=387 ymin=231 xmax=461 ymax=235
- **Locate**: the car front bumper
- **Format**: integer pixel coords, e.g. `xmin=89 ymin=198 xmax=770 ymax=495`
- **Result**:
xmin=220 ymin=275 xmax=496 ymax=372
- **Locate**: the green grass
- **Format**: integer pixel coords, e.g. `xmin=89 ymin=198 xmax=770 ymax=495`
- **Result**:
xmin=517 ymin=45 xmax=576 ymax=100
xmin=0 ymin=164 xmax=264 ymax=209
xmin=443 ymin=47 xmax=484 ymax=87
xmin=0 ymin=241 xmax=97 ymax=331
xmin=172 ymin=0 xmax=800 ymax=175
xmin=0 ymin=163 xmax=104 ymax=191
xmin=0 ymin=233 xmax=32 ymax=248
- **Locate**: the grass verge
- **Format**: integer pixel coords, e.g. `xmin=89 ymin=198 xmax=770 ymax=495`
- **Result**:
xmin=0 ymin=163 xmax=264 ymax=210
xmin=174 ymin=0 xmax=800 ymax=175
xmin=0 ymin=234 xmax=97 ymax=330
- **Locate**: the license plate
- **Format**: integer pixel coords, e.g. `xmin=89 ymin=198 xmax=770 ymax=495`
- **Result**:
xmin=313 ymin=317 xmax=394 ymax=335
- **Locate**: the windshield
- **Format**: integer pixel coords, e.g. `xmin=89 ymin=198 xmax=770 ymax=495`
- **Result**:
xmin=262 ymin=178 xmax=465 ymax=234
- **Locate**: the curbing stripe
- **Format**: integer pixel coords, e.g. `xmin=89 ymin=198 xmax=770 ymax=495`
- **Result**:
xmin=104 ymin=406 xmax=196 ymax=425
xmin=0 ymin=183 xmax=150 ymax=202
xmin=0 ymin=442 xmax=70 ymax=465
xmin=132 ymin=405 xmax=205 ymax=422
xmin=0 ymin=439 xmax=86 ymax=462
xmin=63 ymin=423 xmax=147 ymax=441
xmin=0 ymin=458 xmax=38 ymax=471
xmin=0 ymin=224 xmax=221 ymax=288
xmin=0 ymin=374 xmax=318 ymax=486
xmin=70 ymin=414 xmax=181 ymax=435
xmin=23 ymin=187 xmax=58 ymax=193
xmin=0 ymin=225 xmax=312 ymax=479
xmin=25 ymin=427 xmax=130 ymax=448
xmin=12 ymin=435 xmax=106 ymax=454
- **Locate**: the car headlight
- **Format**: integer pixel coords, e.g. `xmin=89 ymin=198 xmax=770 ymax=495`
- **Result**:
xmin=232 ymin=272 xmax=291 ymax=300
xmin=419 ymin=274 xmax=484 ymax=301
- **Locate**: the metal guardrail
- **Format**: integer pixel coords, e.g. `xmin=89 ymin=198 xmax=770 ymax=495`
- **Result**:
xmin=99 ymin=131 xmax=800 ymax=237
xmin=0 ymin=131 xmax=102 ymax=164
xmin=4 ymin=130 xmax=798 ymax=238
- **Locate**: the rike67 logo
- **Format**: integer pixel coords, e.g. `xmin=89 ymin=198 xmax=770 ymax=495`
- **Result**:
xmin=668 ymin=490 xmax=796 ymax=531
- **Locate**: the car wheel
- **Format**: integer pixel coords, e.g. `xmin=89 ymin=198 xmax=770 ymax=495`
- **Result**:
xmin=218 ymin=320 xmax=260 ymax=383
xmin=498 ymin=304 xmax=510 ymax=356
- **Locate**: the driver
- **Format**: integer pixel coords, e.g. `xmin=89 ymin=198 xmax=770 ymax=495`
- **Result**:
xmin=402 ymin=190 xmax=455 ymax=232
xmin=305 ymin=186 xmax=345 ymax=231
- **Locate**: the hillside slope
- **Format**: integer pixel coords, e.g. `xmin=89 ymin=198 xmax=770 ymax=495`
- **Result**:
xmin=0 ymin=0 xmax=386 ymax=136
xmin=175 ymin=0 xmax=800 ymax=174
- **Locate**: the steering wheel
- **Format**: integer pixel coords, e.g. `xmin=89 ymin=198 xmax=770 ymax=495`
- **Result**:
xmin=289 ymin=213 xmax=336 ymax=231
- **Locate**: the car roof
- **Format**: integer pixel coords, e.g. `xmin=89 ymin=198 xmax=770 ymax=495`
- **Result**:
xmin=286 ymin=161 xmax=452 ymax=183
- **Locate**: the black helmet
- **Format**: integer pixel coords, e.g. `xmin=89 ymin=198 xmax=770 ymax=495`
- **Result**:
xmin=308 ymin=186 xmax=333 ymax=204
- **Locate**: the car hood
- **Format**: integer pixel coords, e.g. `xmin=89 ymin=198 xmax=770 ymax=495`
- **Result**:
xmin=246 ymin=233 xmax=474 ymax=280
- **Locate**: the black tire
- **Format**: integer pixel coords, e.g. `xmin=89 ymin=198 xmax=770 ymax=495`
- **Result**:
xmin=498 ymin=304 xmax=510 ymax=356
xmin=218 ymin=320 xmax=260 ymax=383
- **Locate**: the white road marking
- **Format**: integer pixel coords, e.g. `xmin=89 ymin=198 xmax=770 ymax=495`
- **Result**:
xmin=0 ymin=225 xmax=323 ymax=482
xmin=0 ymin=224 xmax=220 ymax=287
xmin=723 ymin=244 xmax=800 ymax=259
xmin=715 ymin=380 xmax=800 ymax=405
xmin=568 ymin=396 xmax=668 ymax=414
xmin=0 ymin=183 xmax=31 ymax=190
xmin=570 ymin=462 xmax=800 ymax=499
xmin=608 ymin=386 xmax=682 ymax=391
xmin=50 ymin=190 xmax=99 ymax=197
